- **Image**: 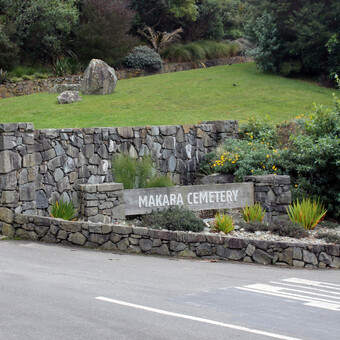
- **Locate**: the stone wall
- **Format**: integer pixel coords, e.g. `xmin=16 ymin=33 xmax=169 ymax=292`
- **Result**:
xmin=0 ymin=56 xmax=251 ymax=99
xmin=78 ymin=183 xmax=125 ymax=223
xmin=1 ymin=211 xmax=339 ymax=269
xmin=0 ymin=121 xmax=238 ymax=216
xmin=0 ymin=123 xmax=37 ymax=215
xmin=244 ymin=175 xmax=291 ymax=222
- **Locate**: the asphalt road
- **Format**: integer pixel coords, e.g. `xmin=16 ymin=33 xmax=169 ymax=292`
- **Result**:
xmin=0 ymin=240 xmax=339 ymax=340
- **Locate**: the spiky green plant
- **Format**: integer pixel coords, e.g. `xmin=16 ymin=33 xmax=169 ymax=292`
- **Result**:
xmin=212 ymin=212 xmax=234 ymax=234
xmin=50 ymin=200 xmax=78 ymax=221
xmin=241 ymin=203 xmax=266 ymax=223
xmin=287 ymin=197 xmax=327 ymax=230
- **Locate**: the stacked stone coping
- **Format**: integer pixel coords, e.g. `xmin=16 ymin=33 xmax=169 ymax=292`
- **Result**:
xmin=0 ymin=123 xmax=37 ymax=215
xmin=78 ymin=183 xmax=125 ymax=223
xmin=0 ymin=211 xmax=339 ymax=269
xmin=32 ymin=121 xmax=238 ymax=215
xmin=244 ymin=175 xmax=291 ymax=221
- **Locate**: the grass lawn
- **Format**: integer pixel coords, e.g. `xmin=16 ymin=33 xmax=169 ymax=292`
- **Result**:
xmin=0 ymin=63 xmax=335 ymax=129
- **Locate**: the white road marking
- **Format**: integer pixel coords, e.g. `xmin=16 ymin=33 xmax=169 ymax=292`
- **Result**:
xmin=236 ymin=278 xmax=340 ymax=311
xmin=96 ymin=296 xmax=302 ymax=340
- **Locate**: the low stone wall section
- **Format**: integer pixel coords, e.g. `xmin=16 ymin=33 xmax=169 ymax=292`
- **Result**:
xmin=32 ymin=120 xmax=238 ymax=215
xmin=244 ymin=175 xmax=291 ymax=221
xmin=78 ymin=183 xmax=125 ymax=223
xmin=0 ymin=57 xmax=251 ymax=99
xmin=1 ymin=211 xmax=339 ymax=269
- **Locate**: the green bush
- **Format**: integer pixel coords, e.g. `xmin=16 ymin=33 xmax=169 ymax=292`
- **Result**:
xmin=240 ymin=218 xmax=308 ymax=239
xmin=201 ymin=139 xmax=281 ymax=181
xmin=112 ymin=154 xmax=173 ymax=189
xmin=124 ymin=46 xmax=163 ymax=71
xmin=141 ymin=206 xmax=205 ymax=232
xmin=268 ymin=217 xmax=308 ymax=239
xmin=50 ymin=200 xmax=78 ymax=221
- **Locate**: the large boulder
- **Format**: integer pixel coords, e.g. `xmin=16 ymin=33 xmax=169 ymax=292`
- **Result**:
xmin=195 ymin=173 xmax=234 ymax=185
xmin=81 ymin=59 xmax=118 ymax=95
xmin=57 ymin=91 xmax=82 ymax=104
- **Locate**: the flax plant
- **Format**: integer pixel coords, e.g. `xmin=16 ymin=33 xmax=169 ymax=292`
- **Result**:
xmin=50 ymin=200 xmax=78 ymax=221
xmin=212 ymin=212 xmax=234 ymax=234
xmin=287 ymin=198 xmax=327 ymax=230
xmin=241 ymin=203 xmax=265 ymax=223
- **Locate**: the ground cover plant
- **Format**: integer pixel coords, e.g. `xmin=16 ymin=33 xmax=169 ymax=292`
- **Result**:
xmin=0 ymin=63 xmax=334 ymax=129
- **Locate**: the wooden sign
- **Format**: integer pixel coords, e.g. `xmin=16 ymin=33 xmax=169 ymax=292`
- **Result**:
xmin=124 ymin=183 xmax=254 ymax=216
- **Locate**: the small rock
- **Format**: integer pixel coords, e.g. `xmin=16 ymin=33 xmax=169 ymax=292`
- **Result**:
xmin=57 ymin=91 xmax=82 ymax=104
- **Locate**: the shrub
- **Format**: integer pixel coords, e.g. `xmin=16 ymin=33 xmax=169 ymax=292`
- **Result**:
xmin=124 ymin=46 xmax=163 ymax=71
xmin=141 ymin=206 xmax=205 ymax=232
xmin=212 ymin=212 xmax=234 ymax=233
xmin=239 ymin=221 xmax=268 ymax=233
xmin=268 ymin=217 xmax=308 ymax=239
xmin=203 ymin=139 xmax=281 ymax=181
xmin=316 ymin=232 xmax=340 ymax=245
xmin=50 ymin=200 xmax=78 ymax=221
xmin=287 ymin=198 xmax=327 ymax=230
xmin=241 ymin=203 xmax=265 ymax=223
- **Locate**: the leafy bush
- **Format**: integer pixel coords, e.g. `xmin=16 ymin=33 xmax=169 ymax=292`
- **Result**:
xmin=202 ymin=139 xmax=281 ymax=181
xmin=112 ymin=154 xmax=173 ymax=189
xmin=287 ymin=198 xmax=327 ymax=230
xmin=241 ymin=203 xmax=265 ymax=223
xmin=141 ymin=206 xmax=205 ymax=232
xmin=124 ymin=46 xmax=163 ymax=71
xmin=50 ymin=200 xmax=78 ymax=221
xmin=212 ymin=212 xmax=234 ymax=233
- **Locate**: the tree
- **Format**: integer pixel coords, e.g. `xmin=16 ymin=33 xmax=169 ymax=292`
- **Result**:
xmin=1 ymin=0 xmax=79 ymax=62
xmin=129 ymin=0 xmax=198 ymax=33
xmin=76 ymin=0 xmax=139 ymax=65
xmin=245 ymin=0 xmax=340 ymax=80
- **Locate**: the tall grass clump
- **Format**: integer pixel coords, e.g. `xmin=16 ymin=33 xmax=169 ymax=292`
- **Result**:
xmin=112 ymin=154 xmax=173 ymax=189
xmin=162 ymin=41 xmax=239 ymax=63
xmin=287 ymin=198 xmax=327 ymax=230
